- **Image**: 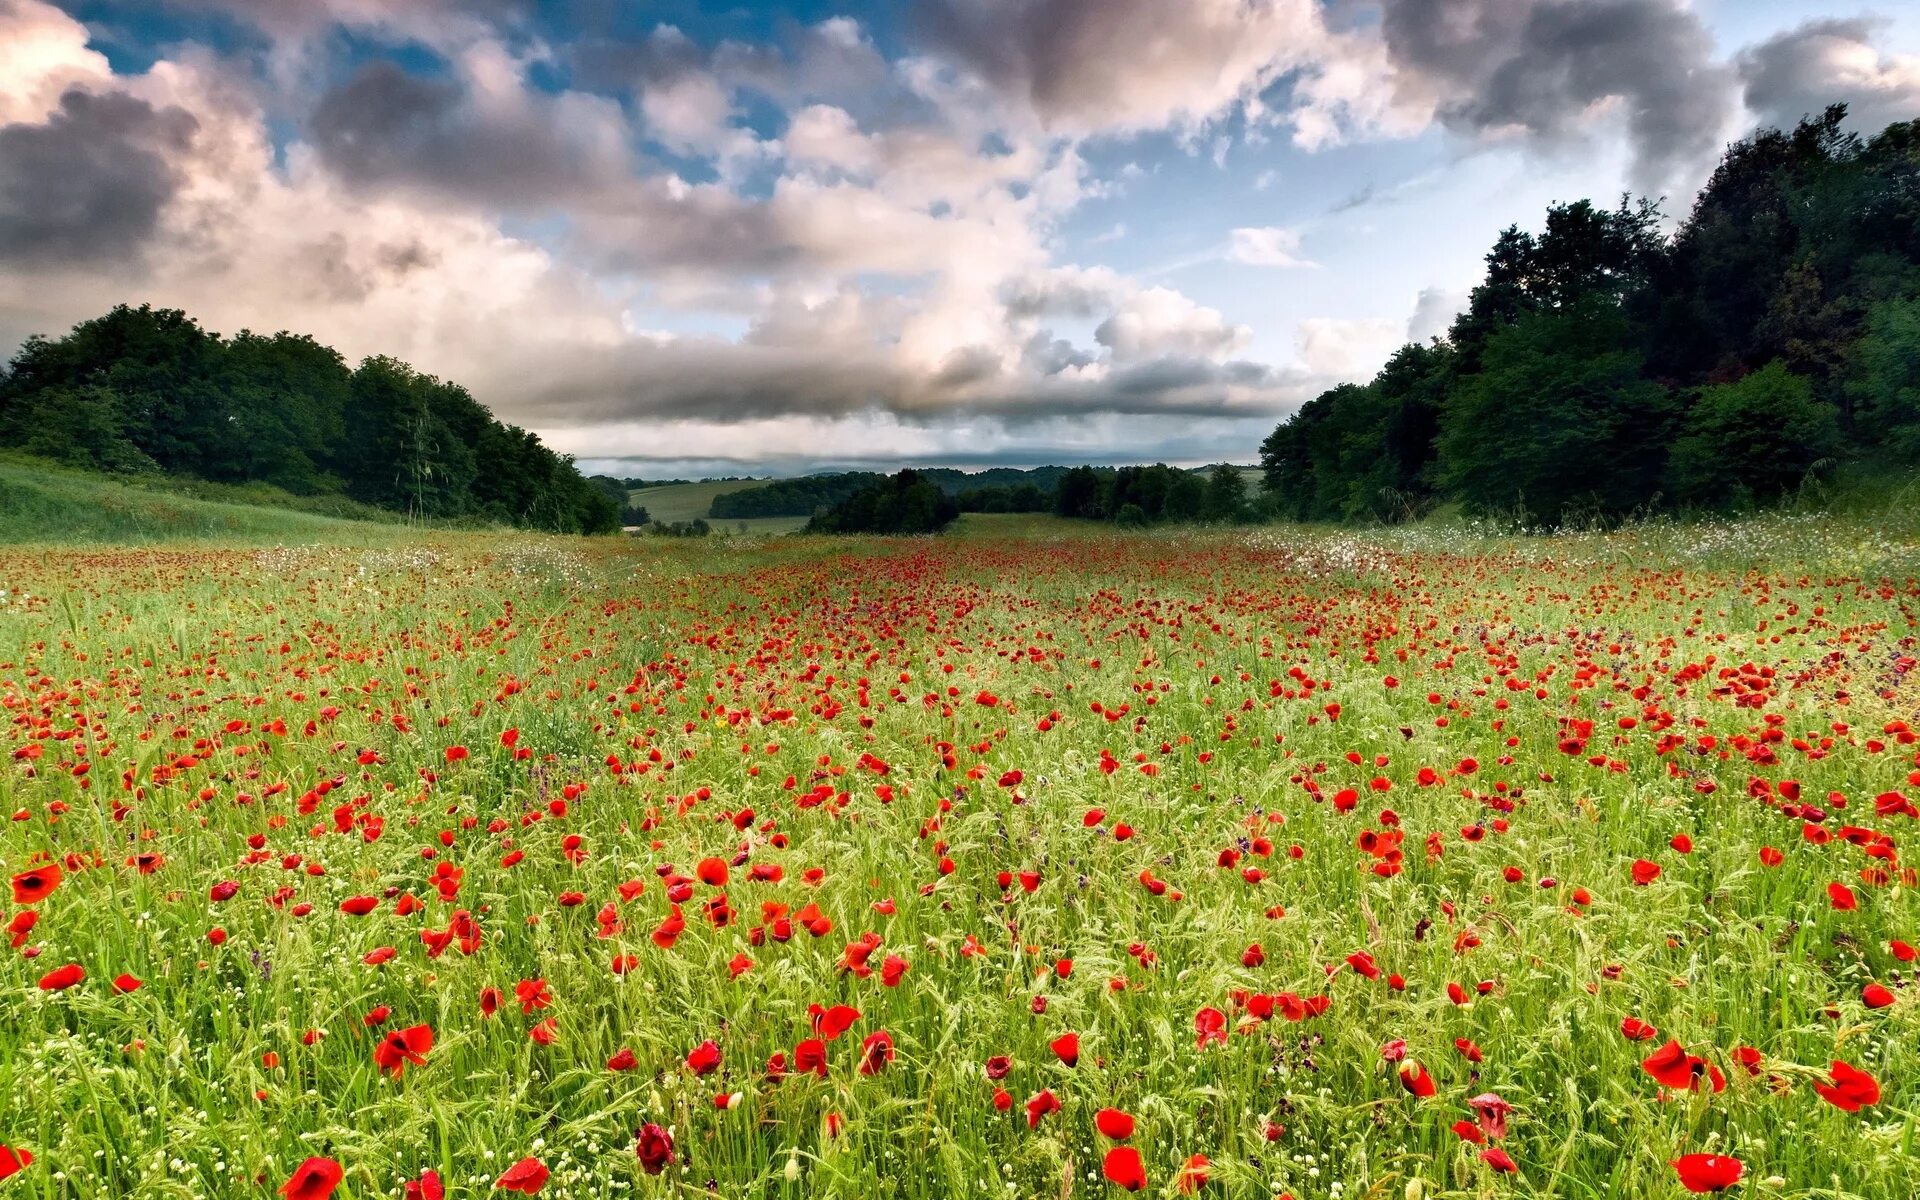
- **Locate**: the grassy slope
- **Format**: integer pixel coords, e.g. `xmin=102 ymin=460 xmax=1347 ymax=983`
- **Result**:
xmin=626 ymin=478 xmax=809 ymax=534
xmin=0 ymin=458 xmax=420 ymax=545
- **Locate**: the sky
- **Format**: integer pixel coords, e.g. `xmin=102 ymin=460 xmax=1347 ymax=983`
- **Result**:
xmin=2 ymin=0 xmax=1918 ymax=478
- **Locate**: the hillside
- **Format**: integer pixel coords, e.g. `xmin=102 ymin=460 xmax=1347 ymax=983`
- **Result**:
xmin=0 ymin=457 xmax=425 ymax=544
xmin=0 ymin=304 xmax=619 ymax=535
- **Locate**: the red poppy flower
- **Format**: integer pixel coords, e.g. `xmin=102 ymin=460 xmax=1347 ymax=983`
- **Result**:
xmin=1194 ymin=1007 xmax=1227 ymax=1049
xmin=794 ymin=1038 xmax=828 ymax=1077
xmin=280 ymin=1157 xmax=342 ymax=1200
xmin=1026 ymin=1088 xmax=1060 ymax=1128
xmin=635 ymin=1124 xmax=675 ymax=1175
xmin=881 ymin=954 xmax=909 ymax=987
xmin=1862 ymin=982 xmax=1895 ymax=1009
xmin=405 ymin=1170 xmax=444 ymax=1200
xmin=1630 ymin=859 xmax=1661 ymax=886
xmin=687 ymin=1039 xmax=721 ymax=1075
xmin=1641 ymin=1039 xmax=1705 ymax=1090
xmin=514 ymin=978 xmax=551 ymax=1014
xmin=373 ymin=1024 xmax=434 ymax=1078
xmin=1828 ymin=882 xmax=1858 ymax=910
xmin=1480 ymin=1147 xmax=1517 ymax=1174
xmin=1671 ymin=1154 xmax=1743 ymax=1193
xmin=607 ymin=1047 xmax=637 ymax=1071
xmin=816 ymin=1004 xmax=860 ymax=1041
xmin=0 ymin=1146 xmax=32 ymax=1181
xmin=1397 ymin=1060 xmax=1436 ymax=1098
xmin=858 ymin=1029 xmax=894 ymax=1074
xmin=1050 ymin=1031 xmax=1080 ymax=1066
xmin=495 ymin=1157 xmax=548 ymax=1194
xmin=37 ymin=962 xmax=84 ymax=991
xmin=1102 ymin=1147 xmax=1147 ymax=1192
xmin=1095 ymin=1108 xmax=1135 ymax=1140
xmin=696 ymin=857 xmax=728 ymax=886
xmin=1175 ymin=1154 xmax=1209 ymax=1195
xmin=10 ymin=864 xmax=61 ymax=905
xmin=1813 ymin=1060 xmax=1880 ymax=1112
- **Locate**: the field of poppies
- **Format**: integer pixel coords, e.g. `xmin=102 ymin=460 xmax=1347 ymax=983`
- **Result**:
xmin=1 ymin=514 xmax=1917 ymax=1199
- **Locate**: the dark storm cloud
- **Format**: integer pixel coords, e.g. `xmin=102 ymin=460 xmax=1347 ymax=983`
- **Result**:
xmin=1379 ymin=0 xmax=1736 ymax=196
xmin=0 ymin=87 xmax=197 ymax=265
xmin=307 ymin=60 xmax=628 ymax=208
xmin=1739 ymin=18 xmax=1920 ymax=134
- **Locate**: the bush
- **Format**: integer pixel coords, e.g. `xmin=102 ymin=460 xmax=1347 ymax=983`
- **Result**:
xmin=1669 ymin=361 xmax=1842 ymax=506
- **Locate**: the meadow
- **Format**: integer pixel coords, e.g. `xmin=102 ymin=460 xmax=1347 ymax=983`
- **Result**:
xmin=1 ymin=512 xmax=1916 ymax=1199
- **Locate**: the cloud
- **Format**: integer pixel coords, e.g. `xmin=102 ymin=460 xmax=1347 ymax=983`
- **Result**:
xmin=1095 ymin=287 xmax=1250 ymax=362
xmin=0 ymin=87 xmax=198 ymax=266
xmin=1374 ymin=0 xmax=1738 ymax=197
xmin=1295 ymin=316 xmax=1402 ymax=378
xmin=1229 ymin=226 xmax=1316 ymax=268
xmin=915 ymin=0 xmax=1329 ymax=137
xmin=307 ymin=46 xmax=633 ymax=209
xmin=0 ymin=0 xmax=113 ymax=125
xmin=1407 ymin=286 xmax=1466 ymax=343
xmin=1738 ymin=18 xmax=1920 ymax=134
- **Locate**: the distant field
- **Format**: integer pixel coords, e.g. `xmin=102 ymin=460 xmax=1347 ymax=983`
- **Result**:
xmin=626 ymin=479 xmax=771 ymax=523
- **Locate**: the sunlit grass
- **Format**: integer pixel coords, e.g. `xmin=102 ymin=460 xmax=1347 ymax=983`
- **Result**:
xmin=0 ymin=519 xmax=1914 ymax=1198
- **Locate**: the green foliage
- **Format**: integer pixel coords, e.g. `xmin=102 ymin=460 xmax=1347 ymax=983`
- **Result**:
xmin=0 ymin=304 xmax=618 ymax=535
xmin=1848 ymin=294 xmax=1920 ymax=460
xmin=1260 ymin=107 xmax=1920 ymax=526
xmin=805 ymin=470 xmax=961 ymax=534
xmin=1053 ymin=465 xmax=1108 ymax=519
xmin=710 ymin=473 xmax=882 ymax=518
xmin=1437 ymin=297 xmax=1674 ymax=523
xmin=1669 ymin=361 xmax=1842 ymax=506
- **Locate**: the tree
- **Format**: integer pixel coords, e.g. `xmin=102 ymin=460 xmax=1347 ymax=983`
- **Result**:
xmin=1201 ymin=465 xmax=1247 ymax=522
xmin=1053 ymin=466 xmax=1108 ymax=520
xmin=807 ymin=470 xmax=961 ymax=534
xmin=1848 ymin=295 xmax=1920 ymax=461
xmin=1668 ymin=361 xmax=1842 ymax=506
xmin=0 ymin=304 xmax=618 ymax=534
xmin=1437 ymin=297 xmax=1674 ymax=524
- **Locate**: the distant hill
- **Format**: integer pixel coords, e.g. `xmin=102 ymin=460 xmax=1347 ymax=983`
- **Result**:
xmin=0 ymin=304 xmax=619 ymax=535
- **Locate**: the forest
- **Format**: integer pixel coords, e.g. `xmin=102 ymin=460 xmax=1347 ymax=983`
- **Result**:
xmin=0 ymin=305 xmax=620 ymax=534
xmin=1259 ymin=107 xmax=1920 ymax=525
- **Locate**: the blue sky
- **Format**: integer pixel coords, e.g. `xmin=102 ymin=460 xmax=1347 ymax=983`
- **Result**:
xmin=3 ymin=0 xmax=1918 ymax=477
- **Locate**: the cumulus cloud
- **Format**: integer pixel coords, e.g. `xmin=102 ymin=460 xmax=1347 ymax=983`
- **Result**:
xmin=0 ymin=88 xmax=199 ymax=266
xmin=1229 ymin=226 xmax=1316 ymax=268
xmin=1295 ymin=316 xmax=1402 ymax=378
xmin=1739 ymin=18 xmax=1920 ymax=134
xmin=14 ymin=0 xmax=1882 ymax=472
xmin=307 ymin=45 xmax=633 ymax=209
xmin=1407 ymin=286 xmax=1467 ymax=343
xmin=1373 ymin=0 xmax=1738 ymax=197
xmin=1095 ymin=288 xmax=1250 ymax=363
xmin=916 ymin=0 xmax=1330 ymax=137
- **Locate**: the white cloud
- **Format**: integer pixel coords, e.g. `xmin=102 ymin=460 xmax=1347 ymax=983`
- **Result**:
xmin=1096 ymin=287 xmax=1249 ymax=362
xmin=1229 ymin=225 xmax=1316 ymax=268
xmin=1295 ymin=317 xmax=1402 ymax=378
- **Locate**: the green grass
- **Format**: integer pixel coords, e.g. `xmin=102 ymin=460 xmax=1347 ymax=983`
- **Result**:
xmin=626 ymin=479 xmax=772 ymax=523
xmin=0 ymin=457 xmax=418 ymax=545
xmin=0 ymin=513 xmax=1915 ymax=1200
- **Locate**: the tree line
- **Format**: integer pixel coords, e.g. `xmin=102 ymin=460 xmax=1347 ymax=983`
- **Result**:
xmin=1260 ymin=106 xmax=1920 ymax=526
xmin=0 ymin=305 xmax=619 ymax=534
xmin=803 ymin=463 xmax=1259 ymax=534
